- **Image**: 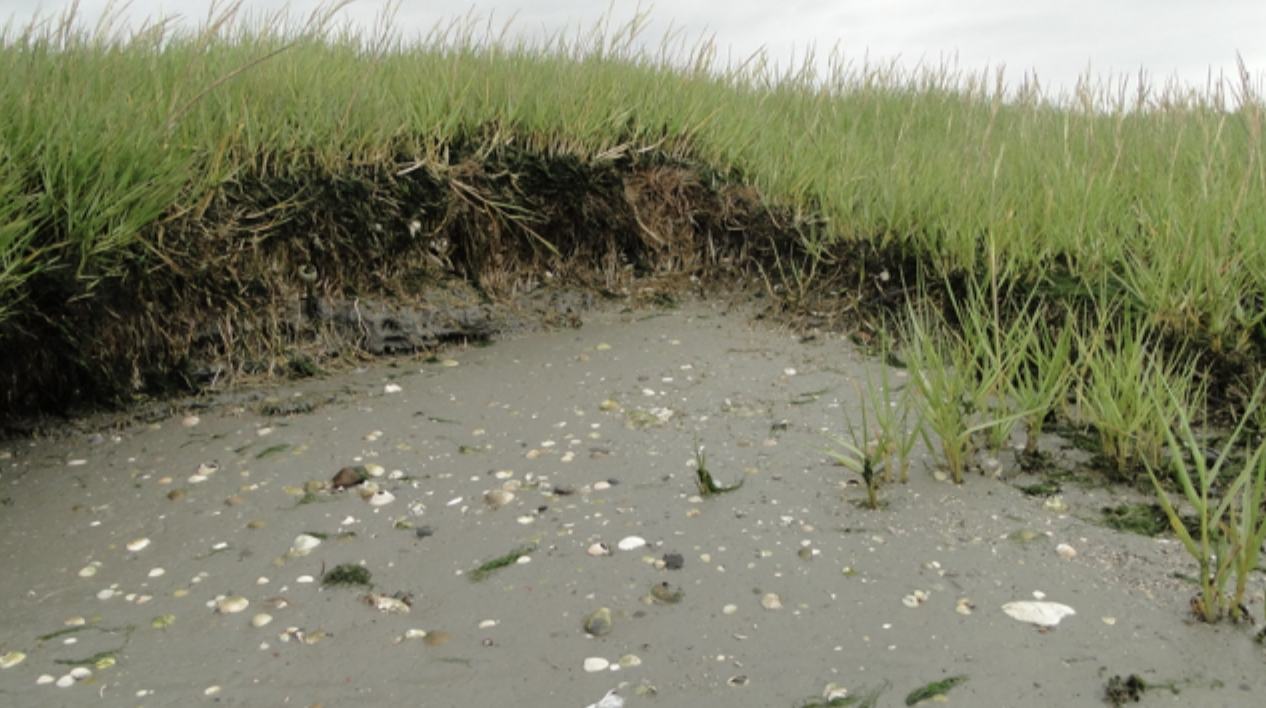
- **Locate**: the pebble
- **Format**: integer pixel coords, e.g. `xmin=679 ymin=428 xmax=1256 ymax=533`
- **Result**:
xmin=617 ymin=536 xmax=647 ymax=551
xmin=584 ymin=607 xmax=613 ymax=636
xmin=216 ymin=596 xmax=250 ymax=614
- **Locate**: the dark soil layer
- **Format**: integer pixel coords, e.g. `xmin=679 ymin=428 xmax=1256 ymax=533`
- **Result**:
xmin=0 ymin=140 xmax=910 ymax=429
xmin=3 ymin=136 xmax=1261 ymax=434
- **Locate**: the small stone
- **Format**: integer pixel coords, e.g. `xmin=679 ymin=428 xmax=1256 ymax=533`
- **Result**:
xmin=617 ymin=536 xmax=647 ymax=551
xmin=423 ymin=631 xmax=450 ymax=646
xmin=216 ymin=596 xmax=250 ymax=614
xmin=484 ymin=489 xmax=514 ymax=508
xmin=584 ymin=607 xmax=613 ymax=636
xmin=662 ymin=553 xmax=684 ymax=570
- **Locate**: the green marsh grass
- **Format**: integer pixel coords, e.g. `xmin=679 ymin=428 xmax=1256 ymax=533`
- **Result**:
xmin=2 ymin=5 xmax=1264 ymax=338
xmin=1144 ymin=376 xmax=1266 ymax=623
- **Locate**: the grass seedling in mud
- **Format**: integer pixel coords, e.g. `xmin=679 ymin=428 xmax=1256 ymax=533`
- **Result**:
xmin=1077 ymin=315 xmax=1202 ymax=478
xmin=1143 ymin=376 xmax=1266 ymax=624
xmin=904 ymin=304 xmax=1031 ymax=484
xmin=693 ymin=438 xmax=744 ymax=496
xmin=1008 ymin=314 xmax=1073 ymax=457
xmin=811 ymin=398 xmax=885 ymax=509
xmin=856 ymin=353 xmax=920 ymax=484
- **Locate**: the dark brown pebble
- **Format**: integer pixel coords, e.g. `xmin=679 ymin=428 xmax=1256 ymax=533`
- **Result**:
xmin=331 ymin=467 xmax=364 ymax=489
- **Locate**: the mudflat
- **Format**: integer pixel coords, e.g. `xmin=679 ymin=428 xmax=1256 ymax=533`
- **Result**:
xmin=1 ymin=302 xmax=1262 ymax=707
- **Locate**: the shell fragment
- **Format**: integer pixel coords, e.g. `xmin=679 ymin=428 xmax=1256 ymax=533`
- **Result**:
xmin=1002 ymin=600 xmax=1076 ymax=627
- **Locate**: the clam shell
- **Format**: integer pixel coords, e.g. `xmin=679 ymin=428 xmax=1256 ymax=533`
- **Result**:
xmin=584 ymin=607 xmax=613 ymax=636
xmin=290 ymin=534 xmax=322 ymax=555
xmin=583 ymin=657 xmax=610 ymax=672
xmin=368 ymin=490 xmax=396 ymax=506
xmin=587 ymin=542 xmax=612 ymax=557
xmin=366 ymin=594 xmax=410 ymax=614
xmin=0 ymin=651 xmax=26 ymax=669
xmin=126 ymin=538 xmax=151 ymax=552
xmin=216 ymin=596 xmax=250 ymax=614
xmin=760 ymin=593 xmax=783 ymax=610
xmin=484 ymin=489 xmax=515 ymax=508
xmin=69 ymin=667 xmax=91 ymax=680
xmin=56 ymin=674 xmax=75 ymax=687
xmin=617 ymin=536 xmax=647 ymax=551
xmin=251 ymin=613 xmax=273 ymax=628
xmin=363 ymin=463 xmax=385 ymax=477
xmin=1056 ymin=543 xmax=1077 ymax=560
xmin=1002 ymin=600 xmax=1075 ymax=626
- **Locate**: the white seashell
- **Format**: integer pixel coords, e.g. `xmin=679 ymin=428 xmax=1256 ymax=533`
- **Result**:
xmin=1044 ymin=495 xmax=1068 ymax=513
xmin=384 ymin=383 xmax=403 ymax=394
xmin=723 ymin=604 xmax=738 ymax=615
xmin=1056 ymin=543 xmax=1077 ymax=560
xmin=588 ymin=542 xmax=612 ymax=557
xmin=56 ymin=674 xmax=75 ymax=688
xmin=761 ymin=593 xmax=782 ymax=610
xmin=126 ymin=538 xmax=150 ymax=552
xmin=956 ymin=598 xmax=974 ymax=615
xmin=823 ymin=682 xmax=849 ymax=700
xmin=78 ymin=562 xmax=102 ymax=578
xmin=618 ymin=654 xmax=642 ymax=668
xmin=251 ymin=613 xmax=273 ymax=628
xmin=478 ymin=619 xmax=498 ymax=629
xmin=290 ymin=534 xmax=322 ymax=555
xmin=0 ymin=651 xmax=26 ymax=669
xmin=69 ymin=667 xmax=91 ymax=680
xmin=188 ymin=474 xmax=208 ymax=484
xmin=363 ymin=463 xmax=385 ymax=477
xmin=484 ymin=489 xmax=514 ymax=508
xmin=617 ymin=536 xmax=647 ymax=551
xmin=593 ymin=481 xmax=611 ymax=491
xmin=1002 ymin=600 xmax=1075 ymax=626
xmin=366 ymin=594 xmax=410 ymax=614
xmin=585 ymin=688 xmax=625 ymax=708
xmin=37 ymin=674 xmax=55 ymax=684
xmin=182 ymin=415 xmax=200 ymax=427
xmin=148 ymin=568 xmax=165 ymax=577
xmin=404 ymin=628 xmax=428 ymax=640
xmin=583 ymin=657 xmax=610 ymax=672
xmin=368 ymin=490 xmax=395 ymax=506
xmin=516 ymin=515 xmax=535 ymax=525
xmin=296 ymin=575 xmax=315 ymax=583
xmin=65 ymin=616 xmax=86 ymax=626
xmin=216 ymin=596 xmax=250 ymax=614
xmin=97 ymin=588 xmax=116 ymax=600
xmin=902 ymin=595 xmax=921 ymax=608
xmin=197 ymin=462 xmax=219 ymax=475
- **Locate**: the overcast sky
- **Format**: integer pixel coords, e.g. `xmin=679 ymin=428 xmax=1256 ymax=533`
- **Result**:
xmin=5 ymin=0 xmax=1264 ymax=98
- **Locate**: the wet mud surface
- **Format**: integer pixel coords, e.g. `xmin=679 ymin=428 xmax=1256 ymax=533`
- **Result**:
xmin=2 ymin=303 xmax=1264 ymax=707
